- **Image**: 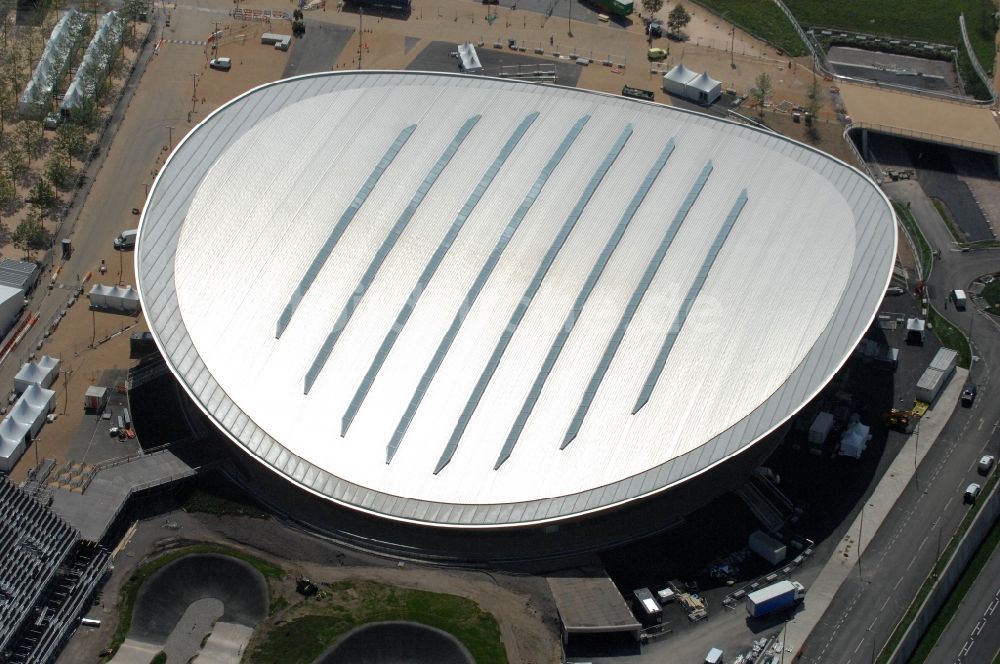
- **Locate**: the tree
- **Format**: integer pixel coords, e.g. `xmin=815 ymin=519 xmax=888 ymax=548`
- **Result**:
xmin=0 ymin=176 xmax=16 ymax=213
xmin=55 ymin=122 xmax=89 ymax=160
xmin=667 ymin=3 xmax=691 ymax=34
xmin=805 ymin=76 xmax=822 ymax=140
xmin=752 ymin=72 xmax=773 ymax=118
xmin=642 ymin=0 xmax=664 ymax=20
xmin=46 ymin=150 xmax=74 ymax=189
xmin=28 ymin=176 xmax=59 ymax=214
xmin=16 ymin=120 xmax=45 ymax=164
xmin=12 ymin=210 xmax=48 ymax=258
xmin=3 ymin=144 xmax=28 ymax=182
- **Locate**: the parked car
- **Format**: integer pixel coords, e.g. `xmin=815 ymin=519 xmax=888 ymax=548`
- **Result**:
xmin=961 ymin=381 xmax=977 ymax=408
xmin=979 ymin=455 xmax=995 ymax=475
xmin=647 ymin=47 xmax=667 ymax=61
xmin=209 ymin=57 xmax=232 ymax=71
xmin=647 ymin=21 xmax=664 ymax=37
xmin=964 ymin=483 xmax=982 ymax=504
xmin=885 ymin=286 xmax=906 ymax=296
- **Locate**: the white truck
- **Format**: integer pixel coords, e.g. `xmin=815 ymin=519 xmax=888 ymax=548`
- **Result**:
xmin=114 ymin=229 xmax=137 ymax=250
xmin=951 ymin=289 xmax=967 ymax=311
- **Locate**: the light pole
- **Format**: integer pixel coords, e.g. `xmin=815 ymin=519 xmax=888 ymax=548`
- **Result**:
xmin=165 ymin=125 xmax=175 ymax=151
xmin=858 ymin=502 xmax=865 ymax=581
xmin=730 ymin=25 xmax=735 ymax=68
xmin=567 ymin=0 xmax=572 ymax=37
xmin=358 ymin=8 xmax=364 ymax=69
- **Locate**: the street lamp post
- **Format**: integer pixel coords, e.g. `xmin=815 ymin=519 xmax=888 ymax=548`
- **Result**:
xmin=567 ymin=0 xmax=572 ymax=37
xmin=165 ymin=125 xmax=175 ymax=151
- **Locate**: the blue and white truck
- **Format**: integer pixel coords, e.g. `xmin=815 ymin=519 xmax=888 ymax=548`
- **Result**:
xmin=746 ymin=580 xmax=805 ymax=618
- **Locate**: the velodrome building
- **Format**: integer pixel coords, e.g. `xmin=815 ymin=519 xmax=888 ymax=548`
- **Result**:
xmin=136 ymin=72 xmax=895 ymax=554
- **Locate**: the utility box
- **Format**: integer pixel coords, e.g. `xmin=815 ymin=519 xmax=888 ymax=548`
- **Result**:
xmin=632 ymin=587 xmax=662 ymax=625
xmin=906 ymin=318 xmax=926 ymax=345
xmin=808 ymin=412 xmax=834 ymax=445
xmin=84 ymin=386 xmax=109 ymax=413
xmin=749 ymin=530 xmax=786 ymax=565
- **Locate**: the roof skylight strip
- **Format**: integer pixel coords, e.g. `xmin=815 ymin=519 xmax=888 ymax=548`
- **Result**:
xmin=275 ymin=123 xmax=417 ymax=339
xmin=433 ymin=124 xmax=636 ymax=474
xmin=340 ymin=112 xmax=540 ymax=435
xmin=494 ymin=137 xmax=676 ymax=470
xmin=632 ymin=189 xmax=748 ymax=414
xmin=561 ymin=160 xmax=714 ymax=450
xmin=303 ymin=115 xmax=482 ymax=394
xmin=385 ymin=114 xmax=591 ymax=464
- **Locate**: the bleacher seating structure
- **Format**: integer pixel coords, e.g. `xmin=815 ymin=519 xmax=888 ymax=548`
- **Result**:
xmin=0 ymin=479 xmax=110 ymax=664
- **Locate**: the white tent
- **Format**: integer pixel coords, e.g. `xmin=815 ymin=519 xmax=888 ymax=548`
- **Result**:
xmin=61 ymin=12 xmax=125 ymax=117
xmin=0 ymin=417 xmax=28 ymax=472
xmin=662 ymin=63 xmax=696 ymax=96
xmin=18 ymin=10 xmax=89 ymax=117
xmin=687 ymin=71 xmax=722 ymax=105
xmin=839 ymin=421 xmax=871 ymax=459
xmin=662 ymin=64 xmax=722 ymax=106
xmin=88 ymin=284 xmax=141 ymax=313
xmin=10 ymin=384 xmax=56 ymax=440
xmin=14 ymin=355 xmax=60 ymax=394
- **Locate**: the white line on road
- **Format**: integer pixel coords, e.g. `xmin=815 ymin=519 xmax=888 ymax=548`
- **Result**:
xmin=945 ymin=497 xmax=954 ymax=511
xmin=907 ymin=556 xmax=917 ymax=571
xmin=918 ymin=535 xmax=927 ymax=551
xmin=894 ymin=577 xmax=903 ymax=590
xmin=881 ymin=597 xmax=890 ymax=612
xmin=855 ymin=637 xmax=864 ymax=654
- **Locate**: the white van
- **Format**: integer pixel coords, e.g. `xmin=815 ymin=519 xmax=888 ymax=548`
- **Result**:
xmin=951 ymin=289 xmax=967 ymax=311
xmin=114 ymin=229 xmax=138 ymax=251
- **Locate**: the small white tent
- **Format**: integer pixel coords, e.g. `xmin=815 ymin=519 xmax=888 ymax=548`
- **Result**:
xmin=88 ymin=284 xmax=141 ymax=313
xmin=9 ymin=384 xmax=56 ymax=440
xmin=0 ymin=418 xmax=28 ymax=472
xmin=14 ymin=355 xmax=60 ymax=393
xmin=662 ymin=63 xmax=697 ymax=96
xmin=839 ymin=421 xmax=871 ymax=459
xmin=687 ymin=71 xmax=722 ymax=105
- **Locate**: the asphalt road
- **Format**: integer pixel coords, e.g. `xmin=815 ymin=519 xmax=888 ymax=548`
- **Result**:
xmin=926 ymin=538 xmax=1000 ymax=664
xmin=799 ymin=180 xmax=1000 ymax=663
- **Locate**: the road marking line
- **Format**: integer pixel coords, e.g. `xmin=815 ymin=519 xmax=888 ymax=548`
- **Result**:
xmin=907 ymin=556 xmax=916 ymax=571
xmin=881 ymin=597 xmax=890 ymax=612
xmin=894 ymin=577 xmax=903 ymax=590
xmin=854 ymin=637 xmax=864 ymax=654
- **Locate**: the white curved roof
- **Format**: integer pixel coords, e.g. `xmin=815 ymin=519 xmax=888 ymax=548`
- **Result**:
xmin=137 ymin=72 xmax=896 ymax=528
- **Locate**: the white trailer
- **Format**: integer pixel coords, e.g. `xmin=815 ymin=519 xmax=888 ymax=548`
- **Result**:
xmin=749 ymin=530 xmax=786 ymax=565
xmin=808 ymin=412 xmax=834 ymax=446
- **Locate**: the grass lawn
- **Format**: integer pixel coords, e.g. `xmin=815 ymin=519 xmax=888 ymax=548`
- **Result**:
xmin=982 ymin=280 xmax=1000 ymax=312
xmin=247 ymin=580 xmax=507 ymax=664
xmin=894 ymin=202 xmax=932 ymax=278
xmin=930 ymin=198 xmax=966 ymax=244
xmin=928 ymin=306 xmax=971 ymax=368
xmin=182 ymin=486 xmax=270 ymax=519
xmin=691 ymin=0 xmax=808 ymax=56
xmin=108 ymin=545 xmax=285 ymax=657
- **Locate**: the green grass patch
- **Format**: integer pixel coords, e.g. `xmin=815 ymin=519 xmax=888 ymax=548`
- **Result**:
xmin=182 ymin=486 xmax=269 ymax=519
xmin=247 ymin=580 xmax=507 ymax=664
xmin=928 ymin=306 xmax=971 ymax=368
xmin=877 ymin=471 xmax=998 ymax=662
xmin=108 ymin=545 xmax=285 ymax=657
xmin=982 ymin=280 xmax=1000 ymax=315
xmin=910 ymin=518 xmax=1000 ymax=663
xmin=930 ymin=198 xmax=966 ymax=244
xmin=894 ymin=202 xmax=932 ymax=278
xmin=149 ymin=653 xmax=166 ymax=664
xmin=785 ymin=0 xmax=996 ymax=68
xmin=690 ymin=0 xmax=808 ymax=56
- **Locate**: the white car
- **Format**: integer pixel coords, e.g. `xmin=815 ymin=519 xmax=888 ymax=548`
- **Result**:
xmin=979 ymin=455 xmax=995 ymax=475
xmin=209 ymin=57 xmax=232 ymax=71
xmin=965 ymin=483 xmax=982 ymax=504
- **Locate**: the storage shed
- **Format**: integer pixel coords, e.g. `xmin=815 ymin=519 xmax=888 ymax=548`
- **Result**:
xmin=84 ymin=385 xmax=109 ymax=412
xmin=0 ymin=284 xmax=25 ymax=339
xmin=808 ymin=411 xmax=834 ymax=445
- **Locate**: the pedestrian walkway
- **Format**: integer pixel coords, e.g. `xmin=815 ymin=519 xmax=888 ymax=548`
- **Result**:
xmin=783 ymin=367 xmax=968 ymax=657
xmin=164 ymin=38 xmax=207 ymax=46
